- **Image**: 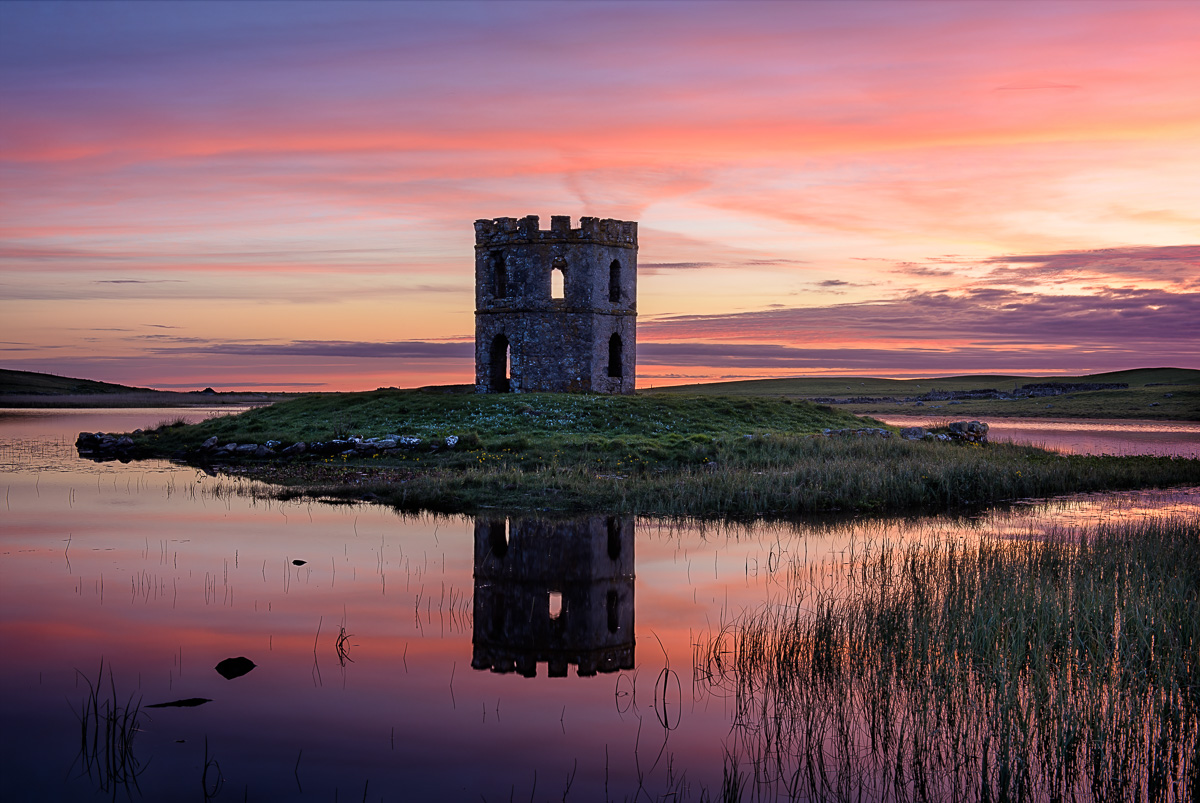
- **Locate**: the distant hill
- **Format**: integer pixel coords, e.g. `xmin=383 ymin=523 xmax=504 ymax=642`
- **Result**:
xmin=654 ymin=368 xmax=1200 ymax=421
xmin=0 ymin=369 xmax=295 ymax=408
xmin=4 ymin=367 xmax=1195 ymax=419
xmin=0 ymin=369 xmax=155 ymax=396
xmin=654 ymin=368 xmax=1198 ymax=397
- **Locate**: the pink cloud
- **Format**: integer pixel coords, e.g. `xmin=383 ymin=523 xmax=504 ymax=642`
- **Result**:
xmin=3 ymin=2 xmax=1198 ymax=388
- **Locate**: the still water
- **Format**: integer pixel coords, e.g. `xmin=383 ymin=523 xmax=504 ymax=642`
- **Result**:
xmin=1 ymin=409 xmax=1197 ymax=801
xmin=877 ymin=414 xmax=1200 ymax=458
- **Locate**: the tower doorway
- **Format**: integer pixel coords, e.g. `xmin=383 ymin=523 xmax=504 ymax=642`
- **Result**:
xmin=490 ymin=334 xmax=511 ymax=392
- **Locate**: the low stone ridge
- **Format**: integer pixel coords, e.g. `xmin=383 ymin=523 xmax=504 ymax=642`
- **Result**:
xmin=76 ymin=430 xmax=467 ymax=464
xmin=821 ymin=427 xmax=893 ymax=438
xmin=816 ymin=422 xmax=987 ymax=444
xmin=812 ymin=382 xmax=1129 ymax=405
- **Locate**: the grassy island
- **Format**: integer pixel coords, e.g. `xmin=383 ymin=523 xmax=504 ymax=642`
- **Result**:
xmin=103 ymin=388 xmax=1200 ymax=518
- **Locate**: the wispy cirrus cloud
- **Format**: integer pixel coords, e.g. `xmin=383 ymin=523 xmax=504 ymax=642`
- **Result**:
xmin=644 ymin=286 xmax=1200 ymax=349
xmin=637 ymin=343 xmax=1142 ymax=374
xmin=143 ymin=338 xmax=475 ymax=361
xmin=981 ymin=245 xmax=1200 ymax=287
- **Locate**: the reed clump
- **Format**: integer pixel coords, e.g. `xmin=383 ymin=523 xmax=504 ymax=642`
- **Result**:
xmin=72 ymin=660 xmax=145 ymax=796
xmin=260 ymin=435 xmax=1199 ymax=518
xmin=695 ymin=516 xmax=1200 ymax=801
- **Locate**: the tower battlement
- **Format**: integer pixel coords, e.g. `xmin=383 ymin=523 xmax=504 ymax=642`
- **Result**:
xmin=474 ymin=213 xmax=637 ymax=394
xmin=475 ymin=215 xmax=637 ymax=249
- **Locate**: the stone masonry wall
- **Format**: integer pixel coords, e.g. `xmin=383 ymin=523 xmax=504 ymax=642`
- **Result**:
xmin=474 ymin=215 xmax=637 ymax=394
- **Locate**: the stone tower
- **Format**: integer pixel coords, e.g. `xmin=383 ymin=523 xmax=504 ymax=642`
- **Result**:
xmin=474 ymin=214 xmax=637 ymax=394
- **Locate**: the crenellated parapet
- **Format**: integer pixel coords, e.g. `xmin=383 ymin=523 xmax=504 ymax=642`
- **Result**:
xmin=474 ymin=212 xmax=638 ymax=395
xmin=474 ymin=215 xmax=637 ymax=249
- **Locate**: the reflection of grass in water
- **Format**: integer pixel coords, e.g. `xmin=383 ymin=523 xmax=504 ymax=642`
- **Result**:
xmin=696 ymin=517 xmax=1199 ymax=801
xmin=72 ymin=659 xmax=145 ymax=796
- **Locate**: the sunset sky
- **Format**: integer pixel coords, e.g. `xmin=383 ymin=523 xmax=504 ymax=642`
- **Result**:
xmin=2 ymin=0 xmax=1197 ymax=391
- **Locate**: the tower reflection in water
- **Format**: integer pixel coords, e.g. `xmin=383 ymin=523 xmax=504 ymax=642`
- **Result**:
xmin=472 ymin=516 xmax=635 ymax=678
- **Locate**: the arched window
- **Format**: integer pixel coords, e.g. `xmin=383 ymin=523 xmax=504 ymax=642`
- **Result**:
xmin=491 ymin=252 xmax=507 ymax=299
xmin=609 ymin=260 xmax=621 ymax=302
xmin=607 ymin=333 xmax=622 ymax=379
xmin=490 ymin=334 xmax=510 ymax=392
xmin=551 ymin=266 xmax=565 ymax=299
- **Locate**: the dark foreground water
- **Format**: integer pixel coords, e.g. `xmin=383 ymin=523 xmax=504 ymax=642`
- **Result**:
xmin=1 ymin=409 xmax=1197 ymax=801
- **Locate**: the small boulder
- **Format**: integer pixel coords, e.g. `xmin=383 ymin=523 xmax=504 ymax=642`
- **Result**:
xmin=948 ymin=421 xmax=988 ymax=444
xmin=214 ymin=656 xmax=256 ymax=680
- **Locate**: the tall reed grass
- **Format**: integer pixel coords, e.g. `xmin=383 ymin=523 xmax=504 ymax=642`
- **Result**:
xmin=72 ymin=659 xmax=145 ymax=796
xmin=272 ymin=436 xmax=1200 ymax=518
xmin=695 ymin=517 xmax=1199 ymax=801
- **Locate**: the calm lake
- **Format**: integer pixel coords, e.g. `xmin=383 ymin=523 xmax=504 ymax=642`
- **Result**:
xmin=1 ymin=409 xmax=1197 ymax=801
xmin=877 ymin=415 xmax=1200 ymax=458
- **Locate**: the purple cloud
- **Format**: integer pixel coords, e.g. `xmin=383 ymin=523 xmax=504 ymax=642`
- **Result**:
xmin=982 ymin=245 xmax=1200 ymax=285
xmin=643 ymin=287 xmax=1200 ymax=348
xmin=145 ymin=339 xmax=475 ymax=361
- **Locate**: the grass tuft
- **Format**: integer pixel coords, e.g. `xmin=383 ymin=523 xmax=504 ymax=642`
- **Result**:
xmin=695 ymin=516 xmax=1200 ymax=800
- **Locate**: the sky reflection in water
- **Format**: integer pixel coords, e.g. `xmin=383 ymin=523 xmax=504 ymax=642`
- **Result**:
xmin=1 ymin=409 xmax=1197 ymax=800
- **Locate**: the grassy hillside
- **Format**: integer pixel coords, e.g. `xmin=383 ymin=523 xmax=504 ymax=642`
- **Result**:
xmin=105 ymin=388 xmax=1200 ymax=518
xmin=0 ymin=368 xmax=148 ymax=396
xmin=9 ymin=367 xmax=1196 ymax=419
xmin=656 ymin=368 xmax=1200 ymax=421
xmin=136 ymin=388 xmax=877 ymax=452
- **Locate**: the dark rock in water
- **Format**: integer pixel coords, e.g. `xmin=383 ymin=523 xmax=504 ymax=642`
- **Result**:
xmin=76 ymin=430 xmax=142 ymax=462
xmin=280 ymin=442 xmax=307 ymax=456
xmin=201 ymin=436 xmax=219 ymax=450
xmin=146 ymin=697 xmax=213 ymax=708
xmin=215 ymin=656 xmax=256 ymax=679
xmin=292 ymin=559 xmax=306 ymax=566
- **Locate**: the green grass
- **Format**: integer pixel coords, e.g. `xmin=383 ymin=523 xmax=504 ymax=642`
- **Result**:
xmin=120 ymin=388 xmax=1200 ymax=517
xmin=134 ymin=388 xmax=878 ymax=449
xmin=657 ymin=367 xmax=1200 ymax=421
xmin=696 ymin=516 xmax=1200 ymax=800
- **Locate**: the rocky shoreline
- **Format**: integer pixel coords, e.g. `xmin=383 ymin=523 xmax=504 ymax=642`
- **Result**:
xmin=76 ymin=431 xmax=469 ymax=463
xmin=76 ymin=420 xmax=991 ymax=464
